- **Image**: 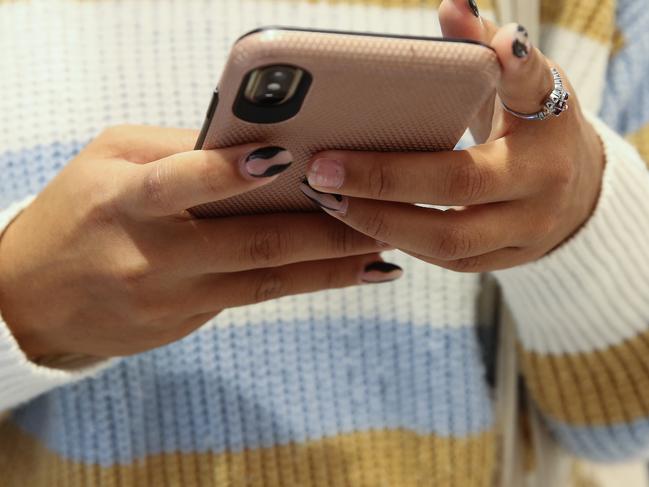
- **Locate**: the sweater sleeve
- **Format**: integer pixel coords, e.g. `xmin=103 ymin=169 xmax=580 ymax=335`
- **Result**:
xmin=0 ymin=196 xmax=115 ymax=413
xmin=493 ymin=115 xmax=649 ymax=462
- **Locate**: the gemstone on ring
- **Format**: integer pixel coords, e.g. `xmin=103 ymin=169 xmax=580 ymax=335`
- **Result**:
xmin=502 ymin=68 xmax=570 ymax=121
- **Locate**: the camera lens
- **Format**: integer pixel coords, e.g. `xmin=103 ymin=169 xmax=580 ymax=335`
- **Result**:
xmin=271 ymin=71 xmax=288 ymax=80
xmin=245 ymin=66 xmax=303 ymax=106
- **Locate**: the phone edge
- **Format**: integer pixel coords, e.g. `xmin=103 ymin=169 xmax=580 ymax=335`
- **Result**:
xmin=196 ymin=26 xmax=497 ymax=150
xmin=237 ymin=25 xmax=496 ymax=52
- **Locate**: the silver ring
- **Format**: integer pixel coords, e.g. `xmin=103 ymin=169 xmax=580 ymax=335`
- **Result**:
xmin=501 ymin=67 xmax=570 ymax=121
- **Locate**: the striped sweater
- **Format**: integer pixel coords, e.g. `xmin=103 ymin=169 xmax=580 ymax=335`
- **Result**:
xmin=0 ymin=1 xmax=648 ymax=485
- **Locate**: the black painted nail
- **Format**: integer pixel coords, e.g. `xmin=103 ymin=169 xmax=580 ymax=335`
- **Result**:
xmin=361 ymin=261 xmax=404 ymax=284
xmin=468 ymin=0 xmax=480 ymax=17
xmin=517 ymin=24 xmax=529 ymax=38
xmin=513 ymin=25 xmax=531 ymax=58
xmin=299 ymin=177 xmax=348 ymax=214
xmin=243 ymin=146 xmax=293 ymax=178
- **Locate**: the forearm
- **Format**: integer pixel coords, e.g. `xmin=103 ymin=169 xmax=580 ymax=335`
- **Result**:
xmin=494 ymin=115 xmax=649 ymax=461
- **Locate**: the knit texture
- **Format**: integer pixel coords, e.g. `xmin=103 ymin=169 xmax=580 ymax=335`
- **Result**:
xmin=0 ymin=1 xmax=648 ymax=486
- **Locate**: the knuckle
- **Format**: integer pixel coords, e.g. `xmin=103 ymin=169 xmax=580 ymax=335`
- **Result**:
xmin=141 ymin=163 xmax=174 ymax=214
xmin=82 ymin=185 xmax=122 ymax=229
xmin=322 ymin=265 xmax=344 ymax=290
xmin=252 ymin=271 xmax=286 ymax=303
xmin=361 ymin=209 xmax=390 ymax=240
xmin=445 ymin=256 xmax=485 ymax=273
xmin=88 ymin=125 xmax=142 ymax=156
xmin=116 ymin=259 xmax=153 ymax=290
xmin=432 ymin=226 xmax=473 ymax=260
xmin=329 ymin=222 xmax=360 ymax=255
xmin=367 ymin=162 xmax=394 ymax=200
xmin=445 ymin=163 xmax=491 ymax=204
xmin=84 ymin=200 xmax=119 ymax=230
xmin=548 ymin=154 xmax=576 ymax=188
xmin=531 ymin=213 xmax=559 ymax=242
xmin=97 ymin=125 xmax=126 ymax=141
xmin=245 ymin=227 xmax=290 ymax=266
xmin=97 ymin=124 xmax=135 ymax=145
xmin=115 ymin=263 xmax=170 ymax=321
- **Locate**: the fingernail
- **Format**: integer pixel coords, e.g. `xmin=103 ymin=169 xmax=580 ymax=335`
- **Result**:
xmin=361 ymin=261 xmax=404 ymax=284
xmin=468 ymin=0 xmax=480 ymax=17
xmin=242 ymin=146 xmax=293 ymax=178
xmin=307 ymin=158 xmax=345 ymax=189
xmin=512 ymin=25 xmax=531 ymax=58
xmin=299 ymin=177 xmax=348 ymax=215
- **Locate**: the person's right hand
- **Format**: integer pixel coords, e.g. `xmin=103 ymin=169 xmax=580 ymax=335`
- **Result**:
xmin=0 ymin=126 xmax=401 ymax=360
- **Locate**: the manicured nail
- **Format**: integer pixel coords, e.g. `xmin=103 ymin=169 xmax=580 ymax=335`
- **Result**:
xmin=299 ymin=177 xmax=348 ymax=215
xmin=361 ymin=261 xmax=404 ymax=284
xmin=468 ymin=0 xmax=480 ymax=17
xmin=242 ymin=146 xmax=293 ymax=178
xmin=307 ymin=158 xmax=345 ymax=189
xmin=512 ymin=25 xmax=531 ymax=58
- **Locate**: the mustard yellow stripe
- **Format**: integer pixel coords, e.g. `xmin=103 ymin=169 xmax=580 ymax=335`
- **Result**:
xmin=611 ymin=27 xmax=627 ymax=56
xmin=541 ymin=0 xmax=616 ymax=44
xmin=0 ymin=421 xmax=495 ymax=487
xmin=627 ymin=123 xmax=649 ymax=168
xmin=265 ymin=0 xmax=497 ymax=13
xmin=10 ymin=0 xmax=617 ymax=47
xmin=260 ymin=0 xmax=611 ymax=44
xmin=302 ymin=0 xmax=443 ymax=6
xmin=519 ymin=330 xmax=649 ymax=426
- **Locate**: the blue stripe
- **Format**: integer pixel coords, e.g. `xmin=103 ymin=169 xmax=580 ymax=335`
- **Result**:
xmin=0 ymin=140 xmax=87 ymax=208
xmin=546 ymin=415 xmax=649 ymax=462
xmin=12 ymin=319 xmax=493 ymax=466
xmin=600 ymin=0 xmax=649 ymax=136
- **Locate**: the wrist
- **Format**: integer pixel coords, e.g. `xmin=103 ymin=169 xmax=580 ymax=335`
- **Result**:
xmin=0 ymin=300 xmax=54 ymax=361
xmin=0 ymin=271 xmax=66 ymax=362
xmin=0 ymin=202 xmax=56 ymax=361
xmin=556 ymin=113 xmax=606 ymax=250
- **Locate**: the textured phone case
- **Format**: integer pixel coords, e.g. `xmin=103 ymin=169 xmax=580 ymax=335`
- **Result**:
xmin=192 ymin=29 xmax=500 ymax=218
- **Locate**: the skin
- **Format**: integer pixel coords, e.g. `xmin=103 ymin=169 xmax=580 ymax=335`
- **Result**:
xmin=0 ymin=0 xmax=605 ymax=360
xmin=0 ymin=126 xmax=391 ymax=359
xmin=305 ymin=0 xmax=605 ymax=273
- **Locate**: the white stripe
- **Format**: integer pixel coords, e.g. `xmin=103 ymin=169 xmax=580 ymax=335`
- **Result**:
xmin=0 ymin=0 xmax=445 ymax=152
xmin=495 ymin=115 xmax=649 ymax=354
xmin=540 ymin=25 xmax=610 ymax=115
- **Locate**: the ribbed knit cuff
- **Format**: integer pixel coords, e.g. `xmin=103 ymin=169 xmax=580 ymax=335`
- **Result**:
xmin=0 ymin=195 xmax=115 ymax=412
xmin=494 ymin=115 xmax=649 ymax=354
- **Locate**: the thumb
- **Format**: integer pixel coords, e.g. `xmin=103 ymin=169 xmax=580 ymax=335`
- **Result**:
xmin=438 ymin=0 xmax=498 ymax=42
xmin=121 ymin=144 xmax=293 ymax=218
xmin=491 ymin=23 xmax=560 ymax=122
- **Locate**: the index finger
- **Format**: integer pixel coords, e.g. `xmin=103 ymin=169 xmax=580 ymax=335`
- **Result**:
xmin=305 ymin=139 xmax=539 ymax=207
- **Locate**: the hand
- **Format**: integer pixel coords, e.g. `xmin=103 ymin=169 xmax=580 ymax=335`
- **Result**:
xmin=0 ymin=126 xmax=400 ymax=359
xmin=299 ymin=0 xmax=605 ymax=273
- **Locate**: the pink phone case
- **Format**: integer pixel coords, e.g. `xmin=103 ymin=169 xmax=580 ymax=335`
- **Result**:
xmin=191 ymin=27 xmax=500 ymax=218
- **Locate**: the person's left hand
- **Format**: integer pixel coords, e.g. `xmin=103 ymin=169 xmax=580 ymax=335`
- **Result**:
xmin=299 ymin=0 xmax=605 ymax=273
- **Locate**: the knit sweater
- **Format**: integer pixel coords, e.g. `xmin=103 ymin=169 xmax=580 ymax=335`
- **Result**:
xmin=0 ymin=1 xmax=648 ymax=486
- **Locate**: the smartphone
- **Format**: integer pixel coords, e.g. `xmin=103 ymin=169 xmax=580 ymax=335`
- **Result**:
xmin=191 ymin=26 xmax=500 ymax=218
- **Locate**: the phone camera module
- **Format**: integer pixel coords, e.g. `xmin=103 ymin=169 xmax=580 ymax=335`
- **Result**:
xmin=235 ymin=64 xmax=312 ymax=124
xmin=245 ymin=66 xmax=304 ymax=106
